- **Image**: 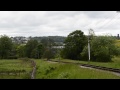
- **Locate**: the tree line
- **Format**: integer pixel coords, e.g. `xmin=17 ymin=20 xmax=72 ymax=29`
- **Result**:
xmin=0 ymin=29 xmax=120 ymax=62
xmin=0 ymin=35 xmax=57 ymax=60
xmin=61 ymin=30 xmax=120 ymax=62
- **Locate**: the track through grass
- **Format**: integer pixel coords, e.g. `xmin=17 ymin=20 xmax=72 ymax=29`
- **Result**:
xmin=35 ymin=60 xmax=120 ymax=79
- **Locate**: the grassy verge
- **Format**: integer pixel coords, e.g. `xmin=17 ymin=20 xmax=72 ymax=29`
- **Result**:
xmin=35 ymin=60 xmax=120 ymax=79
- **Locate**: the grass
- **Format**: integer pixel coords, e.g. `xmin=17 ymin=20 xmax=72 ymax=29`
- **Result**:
xmin=1 ymin=56 xmax=120 ymax=79
xmin=0 ymin=59 xmax=32 ymax=79
xmin=115 ymin=40 xmax=120 ymax=47
xmin=35 ymin=60 xmax=120 ymax=79
xmin=0 ymin=58 xmax=120 ymax=79
xmin=51 ymin=56 xmax=120 ymax=69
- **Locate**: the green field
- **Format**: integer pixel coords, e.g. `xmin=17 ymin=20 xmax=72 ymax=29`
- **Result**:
xmin=35 ymin=60 xmax=120 ymax=79
xmin=0 ymin=59 xmax=32 ymax=79
xmin=0 ymin=57 xmax=120 ymax=79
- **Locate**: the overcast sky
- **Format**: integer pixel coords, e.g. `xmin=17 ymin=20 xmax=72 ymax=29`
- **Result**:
xmin=0 ymin=11 xmax=120 ymax=37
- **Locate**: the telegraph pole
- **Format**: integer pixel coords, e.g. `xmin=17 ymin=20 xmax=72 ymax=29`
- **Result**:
xmin=88 ymin=31 xmax=90 ymax=62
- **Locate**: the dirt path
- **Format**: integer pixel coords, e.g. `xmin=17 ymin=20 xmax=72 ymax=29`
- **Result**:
xmin=30 ymin=60 xmax=36 ymax=79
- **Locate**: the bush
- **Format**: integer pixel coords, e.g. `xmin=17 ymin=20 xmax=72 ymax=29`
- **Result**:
xmin=81 ymin=36 xmax=119 ymax=62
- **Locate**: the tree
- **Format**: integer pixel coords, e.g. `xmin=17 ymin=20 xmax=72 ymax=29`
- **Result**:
xmin=81 ymin=35 xmax=119 ymax=62
xmin=42 ymin=47 xmax=55 ymax=61
xmin=25 ymin=39 xmax=44 ymax=59
xmin=31 ymin=43 xmax=44 ymax=59
xmin=17 ymin=44 xmax=26 ymax=58
xmin=61 ymin=30 xmax=87 ymax=60
xmin=9 ymin=43 xmax=18 ymax=59
xmin=0 ymin=35 xmax=13 ymax=59
xmin=41 ymin=37 xmax=56 ymax=60
xmin=25 ymin=39 xmax=38 ymax=58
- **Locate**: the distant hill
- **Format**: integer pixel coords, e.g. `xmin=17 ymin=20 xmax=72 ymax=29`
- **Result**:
xmin=32 ymin=36 xmax=66 ymax=43
xmin=10 ymin=36 xmax=66 ymax=45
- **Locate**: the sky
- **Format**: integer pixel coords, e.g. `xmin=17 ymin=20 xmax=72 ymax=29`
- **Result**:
xmin=0 ymin=11 xmax=120 ymax=37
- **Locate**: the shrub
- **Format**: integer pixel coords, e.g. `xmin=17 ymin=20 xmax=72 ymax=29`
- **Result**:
xmin=81 ymin=36 xmax=119 ymax=62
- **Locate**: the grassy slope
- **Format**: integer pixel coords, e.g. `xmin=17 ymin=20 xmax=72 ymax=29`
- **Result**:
xmin=35 ymin=60 xmax=120 ymax=79
xmin=0 ymin=59 xmax=32 ymax=79
xmin=51 ymin=56 xmax=120 ymax=69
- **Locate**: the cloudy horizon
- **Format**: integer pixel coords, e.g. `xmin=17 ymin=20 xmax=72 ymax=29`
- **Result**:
xmin=0 ymin=11 xmax=120 ymax=37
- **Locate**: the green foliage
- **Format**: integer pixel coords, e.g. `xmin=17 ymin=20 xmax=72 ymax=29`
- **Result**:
xmin=81 ymin=36 xmax=119 ymax=62
xmin=0 ymin=35 xmax=13 ymax=59
xmin=25 ymin=38 xmax=53 ymax=59
xmin=17 ymin=44 xmax=26 ymax=58
xmin=41 ymin=37 xmax=57 ymax=60
xmin=30 ymin=43 xmax=43 ymax=59
xmin=42 ymin=48 xmax=55 ymax=60
xmin=9 ymin=43 xmax=18 ymax=59
xmin=0 ymin=35 xmax=66 ymax=59
xmin=25 ymin=39 xmax=38 ymax=58
xmin=25 ymin=39 xmax=44 ymax=59
xmin=61 ymin=30 xmax=87 ymax=60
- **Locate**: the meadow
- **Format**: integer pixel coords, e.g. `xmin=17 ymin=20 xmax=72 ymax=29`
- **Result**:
xmin=0 ymin=57 xmax=120 ymax=79
xmin=0 ymin=59 xmax=32 ymax=79
xmin=35 ymin=59 xmax=120 ymax=79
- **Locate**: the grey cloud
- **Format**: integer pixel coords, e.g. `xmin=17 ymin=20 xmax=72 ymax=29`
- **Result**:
xmin=83 ymin=11 xmax=117 ymax=19
xmin=44 ymin=11 xmax=82 ymax=17
xmin=0 ymin=11 xmax=119 ymax=37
